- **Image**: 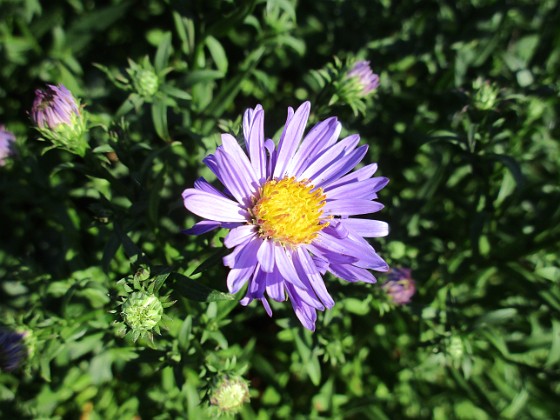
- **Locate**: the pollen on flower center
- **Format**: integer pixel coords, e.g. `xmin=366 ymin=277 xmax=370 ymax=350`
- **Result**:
xmin=250 ymin=177 xmax=329 ymax=246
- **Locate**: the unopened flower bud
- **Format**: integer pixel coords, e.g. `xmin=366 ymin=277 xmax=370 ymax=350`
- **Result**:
xmin=448 ymin=335 xmax=464 ymax=362
xmin=122 ymin=292 xmax=163 ymax=333
xmin=31 ymin=84 xmax=88 ymax=156
xmin=210 ymin=376 xmax=250 ymax=415
xmin=0 ymin=125 xmax=16 ymax=166
xmin=346 ymin=60 xmax=380 ymax=96
xmin=0 ymin=329 xmax=27 ymax=372
xmin=133 ymin=68 xmax=159 ymax=98
xmin=382 ymin=268 xmax=416 ymax=305
xmin=472 ymin=77 xmax=499 ymax=111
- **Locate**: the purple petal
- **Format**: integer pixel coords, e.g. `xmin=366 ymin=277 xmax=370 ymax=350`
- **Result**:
xmin=314 ymin=145 xmax=369 ymax=189
xmin=213 ymin=145 xmax=256 ymax=206
xmin=221 ymin=133 xmax=259 ymax=187
xmin=329 ymin=263 xmax=378 ymax=283
xmin=183 ymin=220 xmax=223 ymax=235
xmin=299 ymin=134 xmax=361 ymax=182
xmin=229 ymin=236 xmax=262 ymax=269
xmin=340 ymin=219 xmax=389 ymax=237
xmin=182 ymin=189 xmax=247 ymax=222
xmin=224 ymin=225 xmax=257 ymax=248
xmin=273 ymin=102 xmax=311 ymax=179
xmin=265 ymin=269 xmax=286 ymax=301
xmin=257 ymin=239 xmax=275 ymax=273
xmin=322 ymin=221 xmax=349 ymax=239
xmin=327 ymin=163 xmax=379 ymax=190
xmin=247 ymin=265 xmax=267 ymax=297
xmin=325 ymin=176 xmax=389 ymax=200
xmin=243 ymin=108 xmax=267 ymax=181
xmin=324 ymin=199 xmax=384 ymax=216
xmin=227 ymin=264 xmax=256 ymax=293
xmin=296 ymin=248 xmax=334 ymax=308
xmin=242 ymin=104 xmax=263 ymax=141
xmin=193 ymin=177 xmax=227 ymax=196
xmin=274 ymin=246 xmax=307 ymax=289
xmin=318 ymin=230 xmax=389 ymax=271
xmin=289 ymin=117 xmax=341 ymax=177
xmin=307 ymin=243 xmax=358 ymax=264
xmin=286 ymin=283 xmax=317 ymax=331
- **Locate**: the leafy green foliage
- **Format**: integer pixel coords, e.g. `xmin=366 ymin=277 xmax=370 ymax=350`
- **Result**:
xmin=1 ymin=0 xmax=559 ymax=418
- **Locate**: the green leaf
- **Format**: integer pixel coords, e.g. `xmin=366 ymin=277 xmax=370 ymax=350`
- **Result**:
xmin=183 ymin=70 xmax=225 ymax=88
xmin=151 ymin=99 xmax=170 ymax=141
xmin=205 ymin=36 xmax=228 ymax=74
xmin=154 ymin=32 xmax=172 ymax=74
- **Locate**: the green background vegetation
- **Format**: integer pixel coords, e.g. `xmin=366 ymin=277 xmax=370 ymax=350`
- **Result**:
xmin=1 ymin=0 xmax=559 ymax=418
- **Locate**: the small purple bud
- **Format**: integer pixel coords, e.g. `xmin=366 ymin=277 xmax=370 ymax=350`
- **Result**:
xmin=346 ymin=60 xmax=380 ymax=95
xmin=0 ymin=125 xmax=16 ymax=166
xmin=0 ymin=329 xmax=27 ymax=372
xmin=382 ymin=268 xmax=416 ymax=305
xmin=31 ymin=84 xmax=81 ymax=130
xmin=30 ymin=84 xmax=88 ymax=156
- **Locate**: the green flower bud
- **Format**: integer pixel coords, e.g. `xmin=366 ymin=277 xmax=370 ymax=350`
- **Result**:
xmin=448 ymin=335 xmax=464 ymax=362
xmin=210 ymin=376 xmax=250 ymax=415
xmin=133 ymin=68 xmax=159 ymax=98
xmin=122 ymin=292 xmax=163 ymax=333
xmin=472 ymin=77 xmax=499 ymax=111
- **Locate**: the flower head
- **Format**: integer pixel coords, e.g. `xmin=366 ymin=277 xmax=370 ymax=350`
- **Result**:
xmin=0 ymin=329 xmax=27 ymax=372
xmin=183 ymin=102 xmax=389 ymax=330
xmin=31 ymin=84 xmax=88 ymax=156
xmin=382 ymin=268 xmax=415 ymax=305
xmin=346 ymin=60 xmax=380 ymax=96
xmin=0 ymin=125 xmax=16 ymax=166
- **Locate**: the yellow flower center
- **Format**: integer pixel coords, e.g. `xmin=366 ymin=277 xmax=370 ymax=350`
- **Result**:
xmin=251 ymin=177 xmax=329 ymax=246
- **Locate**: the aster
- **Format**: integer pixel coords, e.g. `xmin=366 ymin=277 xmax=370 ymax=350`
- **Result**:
xmin=0 ymin=125 xmax=17 ymax=166
xmin=183 ymin=102 xmax=389 ymax=330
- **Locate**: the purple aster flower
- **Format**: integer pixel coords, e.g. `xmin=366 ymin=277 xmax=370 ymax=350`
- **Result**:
xmin=382 ymin=268 xmax=415 ymax=305
xmin=346 ymin=61 xmax=380 ymax=95
xmin=0 ymin=125 xmax=16 ymax=166
xmin=182 ymin=102 xmax=389 ymax=330
xmin=0 ymin=329 xmax=26 ymax=372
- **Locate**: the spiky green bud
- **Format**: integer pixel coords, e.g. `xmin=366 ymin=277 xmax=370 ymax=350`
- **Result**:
xmin=472 ymin=77 xmax=499 ymax=111
xmin=133 ymin=68 xmax=160 ymax=98
xmin=122 ymin=292 xmax=163 ymax=334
